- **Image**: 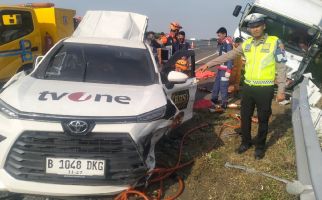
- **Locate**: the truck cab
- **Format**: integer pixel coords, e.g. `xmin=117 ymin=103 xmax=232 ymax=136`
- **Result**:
xmin=232 ymin=0 xmax=322 ymax=87
xmin=0 ymin=4 xmax=75 ymax=83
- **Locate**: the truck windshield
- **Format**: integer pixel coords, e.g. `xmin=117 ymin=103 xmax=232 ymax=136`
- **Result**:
xmin=0 ymin=10 xmax=34 ymax=45
xmin=241 ymin=6 xmax=319 ymax=54
xmin=36 ymin=42 xmax=157 ymax=86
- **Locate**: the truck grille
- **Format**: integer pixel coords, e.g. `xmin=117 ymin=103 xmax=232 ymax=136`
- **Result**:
xmin=5 ymin=131 xmax=147 ymax=186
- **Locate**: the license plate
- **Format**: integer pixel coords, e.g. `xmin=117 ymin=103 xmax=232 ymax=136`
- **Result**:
xmin=46 ymin=158 xmax=105 ymax=177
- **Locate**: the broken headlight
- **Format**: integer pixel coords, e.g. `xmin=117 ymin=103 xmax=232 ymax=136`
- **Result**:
xmin=137 ymin=106 xmax=166 ymax=122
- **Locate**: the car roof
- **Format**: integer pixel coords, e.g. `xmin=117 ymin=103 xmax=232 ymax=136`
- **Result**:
xmin=64 ymin=37 xmax=147 ymax=49
xmin=73 ymin=11 xmax=148 ymax=42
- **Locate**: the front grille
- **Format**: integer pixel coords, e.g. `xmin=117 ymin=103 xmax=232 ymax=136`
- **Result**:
xmin=5 ymin=131 xmax=147 ymax=186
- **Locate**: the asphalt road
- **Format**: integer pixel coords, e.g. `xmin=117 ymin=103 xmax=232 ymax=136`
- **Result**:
xmin=193 ymin=41 xmax=218 ymax=66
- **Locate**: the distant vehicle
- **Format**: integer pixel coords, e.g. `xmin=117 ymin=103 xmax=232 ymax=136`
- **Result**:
xmin=232 ymin=0 xmax=322 ymax=87
xmin=0 ymin=11 xmax=197 ymax=196
xmin=189 ymin=37 xmax=196 ymax=41
xmin=0 ymin=3 xmax=75 ymax=82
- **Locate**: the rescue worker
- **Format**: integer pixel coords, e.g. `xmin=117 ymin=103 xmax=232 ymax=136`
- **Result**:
xmin=228 ymin=37 xmax=244 ymax=94
xmin=146 ymin=31 xmax=162 ymax=63
xmin=159 ymin=32 xmax=168 ymax=46
xmin=166 ymin=22 xmax=182 ymax=54
xmin=198 ymin=13 xmax=287 ymax=159
xmin=178 ymin=31 xmax=190 ymax=50
xmin=175 ymin=31 xmax=191 ymax=73
xmin=211 ymin=27 xmax=233 ymax=109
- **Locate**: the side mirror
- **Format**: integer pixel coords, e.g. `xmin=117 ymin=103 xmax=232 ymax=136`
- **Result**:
xmin=167 ymin=71 xmax=189 ymax=84
xmin=233 ymin=5 xmax=242 ymax=17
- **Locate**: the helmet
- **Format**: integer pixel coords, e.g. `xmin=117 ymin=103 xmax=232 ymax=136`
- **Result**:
xmin=244 ymin=13 xmax=266 ymax=28
xmin=175 ymin=59 xmax=189 ymax=71
xmin=170 ymin=22 xmax=182 ymax=31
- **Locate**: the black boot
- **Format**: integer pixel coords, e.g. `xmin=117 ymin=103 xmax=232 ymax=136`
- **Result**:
xmin=254 ymin=148 xmax=265 ymax=160
xmin=221 ymin=102 xmax=228 ymax=109
xmin=236 ymin=143 xmax=252 ymax=154
xmin=211 ymin=98 xmax=219 ymax=105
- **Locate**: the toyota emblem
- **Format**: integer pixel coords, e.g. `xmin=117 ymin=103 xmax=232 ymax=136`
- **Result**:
xmin=62 ymin=120 xmax=95 ymax=136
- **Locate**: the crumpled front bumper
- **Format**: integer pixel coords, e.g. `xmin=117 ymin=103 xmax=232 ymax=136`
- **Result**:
xmin=0 ymin=114 xmax=172 ymax=196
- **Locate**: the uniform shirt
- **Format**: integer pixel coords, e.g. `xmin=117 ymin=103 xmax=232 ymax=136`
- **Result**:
xmin=217 ymin=37 xmax=233 ymax=70
xmin=178 ymin=41 xmax=190 ymax=51
xmin=166 ymin=35 xmax=179 ymax=54
xmin=206 ymin=34 xmax=287 ymax=93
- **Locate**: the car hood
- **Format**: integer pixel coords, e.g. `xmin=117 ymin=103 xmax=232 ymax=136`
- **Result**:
xmin=0 ymin=76 xmax=166 ymax=117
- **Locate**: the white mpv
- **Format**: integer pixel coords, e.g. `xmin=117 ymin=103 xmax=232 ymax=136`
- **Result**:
xmin=0 ymin=11 xmax=197 ymax=196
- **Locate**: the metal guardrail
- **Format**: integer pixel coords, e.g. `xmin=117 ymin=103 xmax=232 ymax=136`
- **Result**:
xmin=292 ymin=77 xmax=322 ymax=200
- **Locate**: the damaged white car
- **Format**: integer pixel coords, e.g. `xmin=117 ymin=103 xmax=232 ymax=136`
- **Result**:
xmin=0 ymin=11 xmax=197 ymax=196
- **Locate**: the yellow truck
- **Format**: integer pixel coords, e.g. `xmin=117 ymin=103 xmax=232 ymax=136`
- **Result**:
xmin=0 ymin=3 xmax=75 ymax=82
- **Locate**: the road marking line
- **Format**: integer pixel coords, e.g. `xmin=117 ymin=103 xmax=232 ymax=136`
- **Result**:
xmin=196 ymin=53 xmax=217 ymax=64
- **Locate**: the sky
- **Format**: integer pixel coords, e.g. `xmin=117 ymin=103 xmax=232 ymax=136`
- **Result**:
xmin=2 ymin=0 xmax=252 ymax=39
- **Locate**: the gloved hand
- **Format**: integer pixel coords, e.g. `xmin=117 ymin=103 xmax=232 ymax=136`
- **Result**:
xmin=225 ymin=72 xmax=231 ymax=78
xmin=196 ymin=65 xmax=209 ymax=72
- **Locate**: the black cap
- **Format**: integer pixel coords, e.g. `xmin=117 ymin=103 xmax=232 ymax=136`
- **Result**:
xmin=216 ymin=27 xmax=227 ymax=35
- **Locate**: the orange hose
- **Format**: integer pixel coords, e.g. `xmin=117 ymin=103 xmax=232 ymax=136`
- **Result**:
xmin=114 ymin=188 xmax=150 ymax=200
xmin=218 ymin=113 xmax=241 ymax=137
xmin=218 ymin=113 xmax=259 ymax=137
xmin=114 ymin=123 xmax=209 ymax=200
xmin=164 ymin=176 xmax=184 ymax=200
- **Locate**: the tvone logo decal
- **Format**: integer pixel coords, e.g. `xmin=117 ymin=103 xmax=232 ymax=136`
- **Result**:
xmin=38 ymin=91 xmax=131 ymax=104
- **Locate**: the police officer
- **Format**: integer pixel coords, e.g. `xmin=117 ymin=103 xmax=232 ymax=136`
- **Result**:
xmin=198 ymin=13 xmax=287 ymax=159
xmin=212 ymin=27 xmax=233 ymax=109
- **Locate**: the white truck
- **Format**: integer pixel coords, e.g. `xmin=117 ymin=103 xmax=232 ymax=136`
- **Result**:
xmin=232 ymin=0 xmax=322 ymax=88
xmin=233 ymin=1 xmax=322 ymax=199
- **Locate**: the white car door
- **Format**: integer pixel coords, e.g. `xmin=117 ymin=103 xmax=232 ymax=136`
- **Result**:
xmin=161 ymin=50 xmax=197 ymax=122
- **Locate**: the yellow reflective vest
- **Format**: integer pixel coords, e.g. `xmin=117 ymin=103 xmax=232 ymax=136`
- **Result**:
xmin=242 ymin=36 xmax=279 ymax=86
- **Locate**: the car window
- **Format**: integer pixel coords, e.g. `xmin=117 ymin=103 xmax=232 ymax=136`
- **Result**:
xmin=240 ymin=7 xmax=319 ymax=54
xmin=0 ymin=10 xmax=34 ymax=45
xmin=40 ymin=42 xmax=156 ymax=85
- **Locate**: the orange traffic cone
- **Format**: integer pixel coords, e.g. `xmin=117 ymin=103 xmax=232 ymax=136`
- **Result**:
xmin=191 ymin=41 xmax=195 ymax=49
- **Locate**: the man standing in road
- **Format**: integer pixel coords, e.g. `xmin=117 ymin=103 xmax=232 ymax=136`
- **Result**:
xmin=198 ymin=13 xmax=287 ymax=159
xmin=211 ymin=27 xmax=233 ymax=109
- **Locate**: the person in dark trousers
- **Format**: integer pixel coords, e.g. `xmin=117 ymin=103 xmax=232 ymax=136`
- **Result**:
xmin=211 ymin=27 xmax=233 ymax=109
xmin=198 ymin=13 xmax=287 ymax=159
